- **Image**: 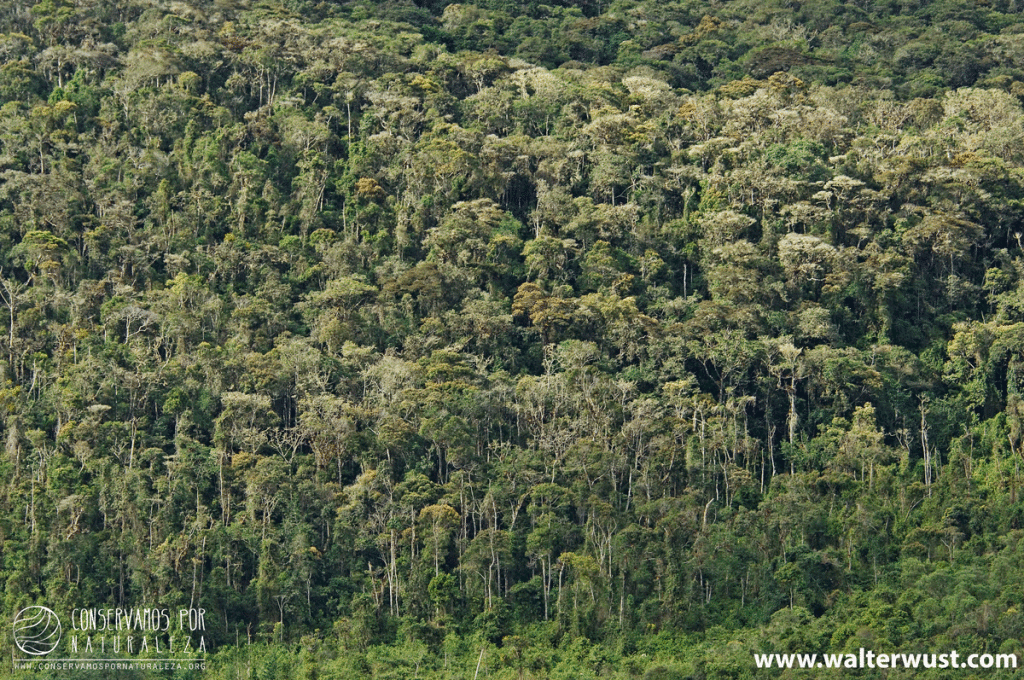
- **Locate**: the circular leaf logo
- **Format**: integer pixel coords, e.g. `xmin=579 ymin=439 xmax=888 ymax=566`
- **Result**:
xmin=13 ymin=606 xmax=62 ymax=656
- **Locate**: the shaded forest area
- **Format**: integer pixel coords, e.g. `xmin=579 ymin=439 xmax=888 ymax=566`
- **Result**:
xmin=3 ymin=0 xmax=1024 ymax=677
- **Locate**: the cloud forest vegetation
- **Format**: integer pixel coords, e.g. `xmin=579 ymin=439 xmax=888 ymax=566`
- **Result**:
xmin=2 ymin=0 xmax=1024 ymax=677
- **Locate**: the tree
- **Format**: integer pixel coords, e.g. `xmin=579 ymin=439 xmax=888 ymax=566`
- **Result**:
xmin=420 ymin=504 xmax=459 ymax=577
xmin=512 ymin=282 xmax=577 ymax=344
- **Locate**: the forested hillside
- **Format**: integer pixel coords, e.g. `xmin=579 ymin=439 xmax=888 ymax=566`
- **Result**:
xmin=3 ymin=0 xmax=1024 ymax=677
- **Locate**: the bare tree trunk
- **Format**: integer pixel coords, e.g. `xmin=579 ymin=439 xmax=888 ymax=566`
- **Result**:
xmin=920 ymin=401 xmax=932 ymax=495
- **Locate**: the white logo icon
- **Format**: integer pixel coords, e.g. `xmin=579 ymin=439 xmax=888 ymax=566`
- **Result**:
xmin=13 ymin=606 xmax=62 ymax=655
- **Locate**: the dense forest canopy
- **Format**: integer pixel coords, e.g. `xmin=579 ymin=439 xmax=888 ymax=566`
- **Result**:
xmin=3 ymin=0 xmax=1024 ymax=677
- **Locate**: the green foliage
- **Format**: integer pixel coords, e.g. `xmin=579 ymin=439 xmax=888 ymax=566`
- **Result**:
xmin=1 ymin=0 xmax=1024 ymax=678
